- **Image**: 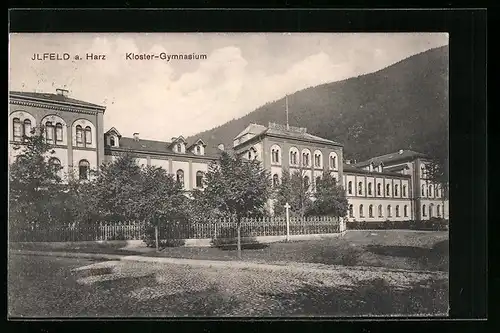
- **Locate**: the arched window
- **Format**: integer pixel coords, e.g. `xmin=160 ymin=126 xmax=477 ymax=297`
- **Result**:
xmin=79 ymin=160 xmax=89 ymax=180
xmin=302 ymin=152 xmax=310 ymax=167
xmin=421 ymin=184 xmax=426 ymax=196
xmin=437 ymin=205 xmax=441 ymax=217
xmin=272 ymin=174 xmax=279 ymax=187
xmin=314 ymin=151 xmax=322 ymax=168
xmin=196 ymin=171 xmax=204 ymax=188
xmin=403 ymin=185 xmax=407 ymax=197
xmin=55 ymin=123 xmax=63 ymax=142
xmin=429 ymin=185 xmax=433 ymax=197
xmin=395 ymin=184 xmax=399 ymax=196
xmin=396 ymin=205 xmax=400 ymax=217
xmin=196 ymin=146 xmax=201 ymax=154
xmin=421 ymin=165 xmax=426 ymax=178
xmin=271 ymin=145 xmax=281 ymax=164
xmin=110 ymin=136 xmax=116 ymax=147
xmin=348 ymin=181 xmax=353 ymax=194
xmin=358 ymin=181 xmax=363 ymax=195
xmin=368 ymin=183 xmax=373 ymax=195
xmin=24 ymin=119 xmax=32 ymax=138
xmin=359 ymin=204 xmax=364 ymax=218
xmin=404 ymin=205 xmax=408 ymax=217
xmin=349 ymin=204 xmax=354 ymax=218
xmin=369 ymin=205 xmax=373 ymax=218
xmin=176 ymin=143 xmax=181 ymax=153
xmin=378 ymin=205 xmax=383 ymax=217
xmin=76 ymin=125 xmax=83 ymax=144
xmin=176 ymin=169 xmax=185 ymax=187
xmin=315 ymin=176 xmax=321 ymax=190
xmin=45 ymin=121 xmax=54 ymax=142
xmin=429 ymin=204 xmax=433 ymax=218
xmin=48 ymin=157 xmax=61 ymax=177
xmin=329 ymin=153 xmax=337 ymax=169
xmin=387 ymin=205 xmax=392 ymax=217
xmin=386 ymin=184 xmax=391 ymax=196
xmin=303 ymin=176 xmax=310 ymax=190
xmin=84 ymin=126 xmax=92 ymax=145
xmin=377 ymin=183 xmax=382 ymax=196
xmin=289 ymin=148 xmax=299 ymax=166
xmin=422 ymin=204 xmax=427 ymax=217
xmin=13 ymin=118 xmax=22 ymax=141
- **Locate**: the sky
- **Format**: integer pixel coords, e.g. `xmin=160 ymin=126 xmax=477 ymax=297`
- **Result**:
xmin=9 ymin=33 xmax=448 ymax=142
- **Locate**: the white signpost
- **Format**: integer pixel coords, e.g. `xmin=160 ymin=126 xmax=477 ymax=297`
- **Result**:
xmin=284 ymin=202 xmax=291 ymax=242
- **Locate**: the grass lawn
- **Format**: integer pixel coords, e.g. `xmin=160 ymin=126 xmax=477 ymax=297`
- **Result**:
xmin=11 ymin=230 xmax=448 ymax=272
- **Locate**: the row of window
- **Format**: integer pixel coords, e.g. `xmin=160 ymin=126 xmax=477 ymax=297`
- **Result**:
xmin=271 ymin=174 xmax=336 ymax=190
xmin=421 ymin=184 xmax=441 ymax=198
xmin=12 ymin=118 xmax=93 ymax=147
xmin=348 ymin=181 xmax=408 ymax=197
xmin=349 ymin=204 xmax=409 ymax=218
xmin=268 ymin=146 xmax=338 ymax=169
xmin=422 ymin=204 xmax=443 ymax=217
xmin=46 ymin=158 xmax=90 ymax=180
xmin=176 ymin=170 xmax=204 ymax=188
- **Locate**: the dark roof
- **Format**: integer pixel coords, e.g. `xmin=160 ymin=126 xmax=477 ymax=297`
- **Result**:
xmin=115 ymin=137 xmax=217 ymax=158
xmin=343 ymin=163 xmax=411 ymax=178
xmin=354 ymin=150 xmax=428 ymax=168
xmin=9 ymin=91 xmax=105 ymax=110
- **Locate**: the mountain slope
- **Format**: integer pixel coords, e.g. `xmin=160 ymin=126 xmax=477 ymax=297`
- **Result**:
xmin=189 ymin=45 xmax=449 ymax=161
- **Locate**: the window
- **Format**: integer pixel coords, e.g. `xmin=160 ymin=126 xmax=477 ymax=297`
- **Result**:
xmin=403 ymin=185 xmax=407 ymax=197
xmin=359 ymin=205 xmax=364 ymax=218
xmin=349 ymin=204 xmax=354 ymax=218
xmin=248 ymin=151 xmax=252 ymax=160
xmin=24 ymin=119 xmax=32 ymax=138
xmin=368 ymin=183 xmax=373 ymax=195
xmin=421 ymin=165 xmax=426 ymax=178
xmin=13 ymin=118 xmax=22 ymax=141
xmin=387 ymin=205 xmax=392 ymax=217
xmin=421 ymin=184 xmax=426 ymax=196
xmin=272 ymin=174 xmax=279 ymax=187
xmin=196 ymin=145 xmax=201 ymax=154
xmin=369 ymin=205 xmax=373 ymax=218
xmin=358 ymin=181 xmax=363 ymax=195
xmin=303 ymin=176 xmax=310 ymax=190
xmin=315 ymin=176 xmax=321 ymax=190
xmin=404 ymin=205 xmax=408 ymax=217
xmin=85 ymin=126 xmax=92 ymax=144
xmin=110 ymin=136 xmax=116 ymax=146
xmin=395 ymin=184 xmax=399 ymax=196
xmin=79 ymin=160 xmax=89 ymax=180
xmin=289 ymin=149 xmax=298 ymax=165
xmin=378 ymin=205 xmax=383 ymax=217
xmin=271 ymin=148 xmax=280 ymax=164
xmin=329 ymin=154 xmax=337 ymax=169
xmin=437 ymin=205 xmax=441 ymax=217
xmin=76 ymin=125 xmax=83 ymax=144
xmin=386 ymin=184 xmax=391 ymax=196
xmin=429 ymin=185 xmax=433 ymax=197
xmin=377 ymin=183 xmax=381 ymax=196
xmin=196 ymin=171 xmax=203 ymax=188
xmin=302 ymin=152 xmax=310 ymax=167
xmin=176 ymin=169 xmax=184 ymax=188
xmin=49 ymin=157 xmax=61 ymax=177
xmin=429 ymin=204 xmax=433 ymax=218
xmin=314 ymin=153 xmax=322 ymax=168
xmin=176 ymin=143 xmax=181 ymax=153
xmin=422 ymin=204 xmax=427 ymax=217
xmin=55 ymin=123 xmax=63 ymax=142
xmin=45 ymin=122 xmax=54 ymax=142
xmin=396 ymin=205 xmax=400 ymax=217
xmin=348 ymin=181 xmax=353 ymax=194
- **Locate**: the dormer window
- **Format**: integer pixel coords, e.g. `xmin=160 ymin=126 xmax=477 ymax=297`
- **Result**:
xmin=110 ymin=137 xmax=115 ymax=146
xmin=196 ymin=146 xmax=201 ymax=154
xmin=176 ymin=143 xmax=181 ymax=152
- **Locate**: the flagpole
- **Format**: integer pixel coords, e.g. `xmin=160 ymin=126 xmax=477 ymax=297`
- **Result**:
xmin=286 ymin=94 xmax=289 ymax=130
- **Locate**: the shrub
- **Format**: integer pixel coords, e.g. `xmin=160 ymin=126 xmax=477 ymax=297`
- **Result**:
xmin=210 ymin=226 xmax=259 ymax=249
xmin=142 ymin=224 xmax=186 ymax=249
xmin=347 ymin=219 xmax=449 ymax=231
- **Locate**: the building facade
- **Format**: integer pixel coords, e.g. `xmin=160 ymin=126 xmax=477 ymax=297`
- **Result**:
xmin=9 ymin=90 xmax=448 ymax=221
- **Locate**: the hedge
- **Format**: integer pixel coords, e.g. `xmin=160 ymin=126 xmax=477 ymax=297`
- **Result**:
xmin=347 ymin=217 xmax=449 ymax=231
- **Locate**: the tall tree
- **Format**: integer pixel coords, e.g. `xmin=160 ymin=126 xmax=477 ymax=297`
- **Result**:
xmin=201 ymin=152 xmax=271 ymax=258
xmin=273 ymin=168 xmax=313 ymax=217
xmin=309 ymin=171 xmax=348 ymax=217
xmin=9 ymin=126 xmax=64 ymax=228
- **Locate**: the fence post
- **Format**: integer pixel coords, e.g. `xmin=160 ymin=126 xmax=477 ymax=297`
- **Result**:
xmin=285 ymin=202 xmax=290 ymax=242
xmin=214 ymin=221 xmax=217 ymax=239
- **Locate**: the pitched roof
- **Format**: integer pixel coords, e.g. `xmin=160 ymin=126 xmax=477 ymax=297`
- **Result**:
xmin=343 ymin=163 xmax=411 ymax=178
xmin=234 ymin=123 xmax=267 ymax=140
xmin=9 ymin=91 xmax=105 ymax=110
xmin=114 ymin=137 xmax=217 ymax=158
xmin=105 ymin=127 xmax=122 ymax=138
xmin=354 ymin=150 xmax=428 ymax=168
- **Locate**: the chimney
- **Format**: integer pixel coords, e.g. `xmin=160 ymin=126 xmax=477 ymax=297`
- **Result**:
xmin=399 ymin=149 xmax=404 ymax=155
xmin=133 ymin=133 xmax=140 ymax=141
xmin=56 ymin=88 xmax=69 ymax=97
xmin=217 ymin=143 xmax=225 ymax=151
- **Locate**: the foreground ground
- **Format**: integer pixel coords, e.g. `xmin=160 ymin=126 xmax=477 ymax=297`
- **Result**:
xmin=11 ymin=230 xmax=449 ymax=272
xmin=8 ymin=254 xmax=448 ymax=317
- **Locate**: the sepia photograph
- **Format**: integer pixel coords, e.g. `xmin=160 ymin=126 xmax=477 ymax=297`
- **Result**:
xmin=8 ymin=32 xmax=449 ymax=318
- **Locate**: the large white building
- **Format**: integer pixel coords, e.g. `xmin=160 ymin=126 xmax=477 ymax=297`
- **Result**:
xmin=9 ymin=90 xmax=448 ymax=222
